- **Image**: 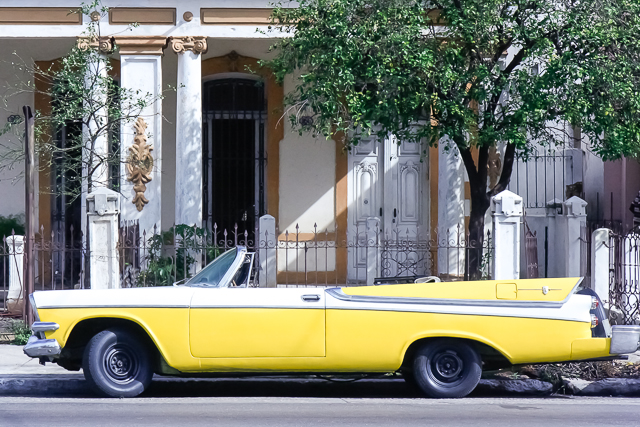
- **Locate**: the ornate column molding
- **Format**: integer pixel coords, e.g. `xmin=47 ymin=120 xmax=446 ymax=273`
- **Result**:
xmin=126 ymin=117 xmax=154 ymax=212
xmin=114 ymin=36 xmax=168 ymax=55
xmin=170 ymin=36 xmax=208 ymax=55
xmin=77 ymin=36 xmax=114 ymax=53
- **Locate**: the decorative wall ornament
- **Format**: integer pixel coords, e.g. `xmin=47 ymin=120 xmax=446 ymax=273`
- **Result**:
xmin=183 ymin=11 xmax=194 ymax=22
xmin=126 ymin=117 xmax=154 ymax=212
xmin=170 ymin=36 xmax=208 ymax=54
xmin=77 ymin=36 xmax=113 ymax=53
xmin=225 ymin=50 xmax=243 ymax=72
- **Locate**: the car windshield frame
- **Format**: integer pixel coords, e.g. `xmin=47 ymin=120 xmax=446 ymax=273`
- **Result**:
xmin=184 ymin=247 xmax=247 ymax=288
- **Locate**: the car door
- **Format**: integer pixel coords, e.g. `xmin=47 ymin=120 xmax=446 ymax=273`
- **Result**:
xmin=189 ymin=287 xmax=326 ymax=358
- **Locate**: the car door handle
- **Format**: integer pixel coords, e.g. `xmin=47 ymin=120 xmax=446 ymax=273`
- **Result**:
xmin=301 ymin=294 xmax=321 ymax=302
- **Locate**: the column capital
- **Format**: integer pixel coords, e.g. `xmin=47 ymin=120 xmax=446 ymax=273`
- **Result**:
xmin=170 ymin=36 xmax=208 ymax=55
xmin=114 ymin=36 xmax=168 ymax=55
xmin=77 ymin=36 xmax=114 ymax=53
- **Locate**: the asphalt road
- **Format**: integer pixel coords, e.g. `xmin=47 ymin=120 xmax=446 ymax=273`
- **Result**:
xmin=2 ymin=395 xmax=639 ymax=427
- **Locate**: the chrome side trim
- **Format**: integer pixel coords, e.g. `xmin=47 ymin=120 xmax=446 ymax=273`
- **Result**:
xmin=31 ymin=322 xmax=59 ymax=333
xmin=35 ymin=304 xmax=190 ymax=309
xmin=325 ymin=288 xmax=565 ymax=309
xmin=23 ymin=335 xmax=61 ymax=358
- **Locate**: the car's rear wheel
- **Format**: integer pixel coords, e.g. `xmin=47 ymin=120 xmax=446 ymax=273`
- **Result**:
xmin=83 ymin=328 xmax=153 ymax=398
xmin=412 ymin=339 xmax=482 ymax=398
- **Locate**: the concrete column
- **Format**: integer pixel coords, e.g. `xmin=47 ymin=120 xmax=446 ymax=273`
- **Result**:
xmin=115 ymin=36 xmax=166 ymax=237
xmin=491 ymin=190 xmax=523 ymax=280
xmin=437 ymin=138 xmax=465 ymax=277
xmin=170 ymin=37 xmax=207 ymax=228
xmin=591 ymin=228 xmax=611 ymax=305
xmin=6 ymin=235 xmax=24 ymax=314
xmin=563 ymin=196 xmax=588 ymax=278
xmin=366 ymin=217 xmax=380 ymax=285
xmin=258 ymin=215 xmax=277 ymax=288
xmin=87 ymin=188 xmax=120 ymax=289
xmin=78 ymin=38 xmax=112 ymax=239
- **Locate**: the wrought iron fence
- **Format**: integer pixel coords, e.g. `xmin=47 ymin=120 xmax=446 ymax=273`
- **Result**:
xmin=119 ymin=221 xmax=259 ymax=288
xmin=7 ymin=219 xmax=496 ymax=309
xmin=609 ymin=227 xmax=640 ymax=325
xmin=508 ymin=149 xmax=573 ymax=209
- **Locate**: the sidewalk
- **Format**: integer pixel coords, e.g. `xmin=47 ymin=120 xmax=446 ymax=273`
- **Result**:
xmin=0 ymin=344 xmax=71 ymax=375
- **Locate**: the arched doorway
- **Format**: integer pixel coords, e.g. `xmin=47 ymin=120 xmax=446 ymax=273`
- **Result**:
xmin=202 ymin=77 xmax=266 ymax=238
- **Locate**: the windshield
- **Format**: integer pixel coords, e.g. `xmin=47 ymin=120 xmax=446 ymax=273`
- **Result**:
xmin=186 ymin=248 xmax=237 ymax=287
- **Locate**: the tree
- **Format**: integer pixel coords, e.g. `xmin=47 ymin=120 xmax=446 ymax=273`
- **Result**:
xmin=265 ymin=0 xmax=640 ymax=278
xmin=0 ymin=1 xmax=157 ymax=205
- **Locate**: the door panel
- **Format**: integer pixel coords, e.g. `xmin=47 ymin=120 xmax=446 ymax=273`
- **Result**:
xmin=189 ymin=288 xmax=326 ymax=358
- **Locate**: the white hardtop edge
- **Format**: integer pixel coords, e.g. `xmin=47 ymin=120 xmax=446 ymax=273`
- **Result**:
xmin=33 ymin=286 xmax=195 ymax=309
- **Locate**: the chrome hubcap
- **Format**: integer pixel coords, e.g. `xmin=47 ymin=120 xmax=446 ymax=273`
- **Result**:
xmin=431 ymin=351 xmax=463 ymax=383
xmin=104 ymin=345 xmax=139 ymax=384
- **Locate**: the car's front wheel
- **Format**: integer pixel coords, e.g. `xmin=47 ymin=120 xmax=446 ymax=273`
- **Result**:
xmin=412 ymin=339 xmax=482 ymax=398
xmin=83 ymin=328 xmax=153 ymax=398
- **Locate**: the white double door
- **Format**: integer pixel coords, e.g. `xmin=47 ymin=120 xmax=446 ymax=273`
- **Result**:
xmin=347 ymin=136 xmax=429 ymax=281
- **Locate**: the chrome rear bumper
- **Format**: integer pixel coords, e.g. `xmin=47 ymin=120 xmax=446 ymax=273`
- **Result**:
xmin=610 ymin=325 xmax=640 ymax=354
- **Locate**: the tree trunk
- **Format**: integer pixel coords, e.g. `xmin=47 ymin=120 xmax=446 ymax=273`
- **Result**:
xmin=466 ymin=192 xmax=490 ymax=280
xmin=459 ymin=142 xmax=516 ymax=280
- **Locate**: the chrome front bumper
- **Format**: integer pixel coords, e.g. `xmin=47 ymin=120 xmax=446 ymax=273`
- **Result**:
xmin=23 ymin=335 xmax=61 ymax=358
xmin=23 ymin=322 xmax=61 ymax=359
xmin=610 ymin=325 xmax=640 ymax=355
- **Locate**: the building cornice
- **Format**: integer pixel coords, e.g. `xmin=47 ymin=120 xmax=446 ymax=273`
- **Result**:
xmin=114 ymin=36 xmax=168 ymax=55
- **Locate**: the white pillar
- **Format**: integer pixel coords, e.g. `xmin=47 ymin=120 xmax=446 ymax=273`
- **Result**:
xmin=563 ymin=196 xmax=588 ymax=277
xmin=171 ymin=36 xmax=207 ymax=228
xmin=87 ymin=188 xmax=120 ymax=289
xmin=115 ymin=36 xmax=166 ymax=237
xmin=6 ymin=235 xmax=24 ymax=314
xmin=437 ymin=138 xmax=465 ymax=277
xmin=366 ymin=217 xmax=380 ymax=285
xmin=77 ymin=38 xmax=112 ymax=239
xmin=592 ymin=228 xmax=611 ymax=305
xmin=491 ymin=190 xmax=523 ymax=280
xmin=259 ymin=214 xmax=276 ymax=288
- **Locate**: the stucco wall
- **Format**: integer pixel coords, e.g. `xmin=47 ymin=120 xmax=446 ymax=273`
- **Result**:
xmin=278 ymin=73 xmax=336 ymax=235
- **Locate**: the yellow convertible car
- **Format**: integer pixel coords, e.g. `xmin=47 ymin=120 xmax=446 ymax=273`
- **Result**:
xmin=24 ymin=247 xmax=640 ymax=398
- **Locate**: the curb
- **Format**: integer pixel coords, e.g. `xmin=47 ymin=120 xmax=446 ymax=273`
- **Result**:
xmin=2 ymin=375 xmax=640 ymax=398
xmin=0 ymin=376 xmax=89 ymax=396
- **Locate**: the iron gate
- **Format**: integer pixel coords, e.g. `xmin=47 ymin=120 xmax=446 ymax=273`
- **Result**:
xmin=202 ymin=78 xmax=266 ymax=240
xmin=609 ymin=227 xmax=640 ymax=325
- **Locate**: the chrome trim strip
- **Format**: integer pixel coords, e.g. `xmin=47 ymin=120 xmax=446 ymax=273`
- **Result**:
xmin=31 ymin=322 xmax=59 ymax=333
xmin=35 ymin=304 xmax=189 ymax=309
xmin=190 ymin=305 xmax=324 ymax=310
xmin=23 ymin=335 xmax=61 ymax=358
xmin=326 ymin=277 xmax=584 ymax=309
xmin=325 ymin=288 xmax=565 ymax=309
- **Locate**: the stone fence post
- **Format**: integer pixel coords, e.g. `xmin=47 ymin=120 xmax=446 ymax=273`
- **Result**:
xmin=366 ymin=217 xmax=381 ymax=285
xmin=591 ymin=228 xmax=611 ymax=306
xmin=492 ymin=190 xmax=523 ymax=280
xmin=258 ymin=215 xmax=277 ymax=288
xmin=6 ymin=235 xmax=24 ymax=314
xmin=87 ymin=188 xmax=120 ymax=289
xmin=563 ymin=196 xmax=587 ymax=278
